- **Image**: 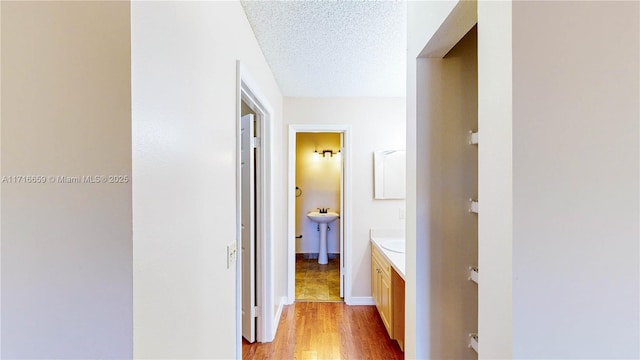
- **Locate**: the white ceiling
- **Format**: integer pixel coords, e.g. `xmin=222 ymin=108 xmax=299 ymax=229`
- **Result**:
xmin=240 ymin=0 xmax=407 ymax=97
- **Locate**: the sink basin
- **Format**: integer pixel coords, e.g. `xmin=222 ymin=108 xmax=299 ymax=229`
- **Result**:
xmin=307 ymin=211 xmax=339 ymax=224
xmin=379 ymin=239 xmax=405 ymax=253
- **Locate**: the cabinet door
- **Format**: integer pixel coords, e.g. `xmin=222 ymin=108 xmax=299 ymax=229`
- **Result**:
xmin=379 ymin=269 xmax=393 ymax=334
xmin=372 ymin=247 xmax=394 ymax=336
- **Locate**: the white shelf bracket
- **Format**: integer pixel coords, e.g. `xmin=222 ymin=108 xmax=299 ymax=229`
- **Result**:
xmin=469 ymin=266 xmax=479 ymax=284
xmin=469 ymin=333 xmax=479 ymax=353
xmin=468 ymin=131 xmax=479 ymax=145
xmin=468 ymin=199 xmax=479 ymax=213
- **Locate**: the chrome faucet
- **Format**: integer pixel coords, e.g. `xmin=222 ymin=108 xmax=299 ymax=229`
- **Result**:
xmin=317 ymin=207 xmax=329 ymax=214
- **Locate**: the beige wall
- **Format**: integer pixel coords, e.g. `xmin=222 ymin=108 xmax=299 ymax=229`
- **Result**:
xmin=296 ymin=133 xmax=341 ymax=253
xmin=1 ymin=1 xmax=132 ymax=358
xmin=512 ymin=1 xmax=639 ymax=357
xmin=132 ymin=2 xmax=285 ymax=358
xmin=285 ymin=97 xmax=405 ymax=300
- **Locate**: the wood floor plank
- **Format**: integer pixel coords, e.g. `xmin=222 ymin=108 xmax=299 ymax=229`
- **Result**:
xmin=243 ymin=302 xmax=403 ymax=360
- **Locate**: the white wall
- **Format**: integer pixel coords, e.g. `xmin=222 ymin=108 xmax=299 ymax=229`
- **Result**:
xmin=1 ymin=2 xmax=132 ymax=358
xmin=512 ymin=1 xmax=639 ymax=358
xmin=285 ymin=97 xmax=405 ymax=299
xmin=296 ymin=133 xmax=341 ymax=254
xmin=477 ymin=1 xmax=513 ymax=358
xmin=131 ymin=2 xmax=285 ymax=358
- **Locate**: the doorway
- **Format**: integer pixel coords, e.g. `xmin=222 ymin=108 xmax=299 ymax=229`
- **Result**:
xmin=236 ymin=62 xmax=275 ymax=353
xmin=287 ymin=125 xmax=352 ymax=304
xmin=294 ymin=132 xmax=342 ymax=301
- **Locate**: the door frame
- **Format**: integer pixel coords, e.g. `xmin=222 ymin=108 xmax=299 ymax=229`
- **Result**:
xmin=236 ymin=62 xmax=274 ymax=354
xmin=287 ymin=124 xmax=352 ymax=304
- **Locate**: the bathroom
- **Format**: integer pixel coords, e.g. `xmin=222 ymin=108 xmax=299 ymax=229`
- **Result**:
xmin=295 ymin=132 xmax=342 ymax=301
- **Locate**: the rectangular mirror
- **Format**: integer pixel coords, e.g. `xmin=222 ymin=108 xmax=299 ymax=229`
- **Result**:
xmin=374 ymin=150 xmax=406 ymax=199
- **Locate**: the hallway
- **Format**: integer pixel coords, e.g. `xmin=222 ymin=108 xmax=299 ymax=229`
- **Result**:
xmin=242 ymin=302 xmax=403 ymax=359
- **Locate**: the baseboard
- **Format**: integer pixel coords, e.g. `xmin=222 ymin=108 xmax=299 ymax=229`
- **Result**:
xmin=346 ymin=296 xmax=375 ymax=306
xmin=272 ymin=296 xmax=287 ymax=337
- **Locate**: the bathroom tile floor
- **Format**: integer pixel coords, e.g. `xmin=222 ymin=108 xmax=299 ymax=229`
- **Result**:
xmin=295 ymin=255 xmax=342 ymax=302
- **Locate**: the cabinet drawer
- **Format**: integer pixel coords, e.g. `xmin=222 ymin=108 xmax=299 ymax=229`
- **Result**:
xmin=372 ymin=246 xmax=391 ymax=278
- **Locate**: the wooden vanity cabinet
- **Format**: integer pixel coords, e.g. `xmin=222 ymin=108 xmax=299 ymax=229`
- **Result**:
xmin=372 ymin=246 xmax=393 ymax=333
xmin=371 ymin=245 xmax=405 ymax=351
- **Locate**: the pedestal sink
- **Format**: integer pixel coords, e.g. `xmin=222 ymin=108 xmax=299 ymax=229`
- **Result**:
xmin=307 ymin=211 xmax=339 ymax=264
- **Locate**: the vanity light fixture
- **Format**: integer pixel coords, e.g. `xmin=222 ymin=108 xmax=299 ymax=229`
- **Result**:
xmin=312 ymin=149 xmax=340 ymax=159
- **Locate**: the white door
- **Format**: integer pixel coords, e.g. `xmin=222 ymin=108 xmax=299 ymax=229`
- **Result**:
xmin=241 ymin=114 xmax=256 ymax=343
xmin=339 ymin=132 xmax=345 ymax=298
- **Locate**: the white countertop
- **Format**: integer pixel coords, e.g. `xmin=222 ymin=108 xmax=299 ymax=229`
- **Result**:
xmin=370 ymin=229 xmax=405 ymax=280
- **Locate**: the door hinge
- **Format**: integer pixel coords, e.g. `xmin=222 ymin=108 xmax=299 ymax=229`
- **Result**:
xmin=251 ymin=137 xmax=261 ymax=148
xmin=251 ymin=305 xmax=260 ymax=318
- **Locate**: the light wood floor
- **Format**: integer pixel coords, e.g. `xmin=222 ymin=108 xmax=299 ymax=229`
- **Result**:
xmin=242 ymin=302 xmax=404 ymax=360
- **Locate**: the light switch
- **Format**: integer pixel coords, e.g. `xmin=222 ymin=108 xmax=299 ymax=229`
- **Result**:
xmin=227 ymin=241 xmax=237 ymax=269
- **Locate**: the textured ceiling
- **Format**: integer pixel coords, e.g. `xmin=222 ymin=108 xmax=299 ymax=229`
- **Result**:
xmin=240 ymin=0 xmax=406 ymax=97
